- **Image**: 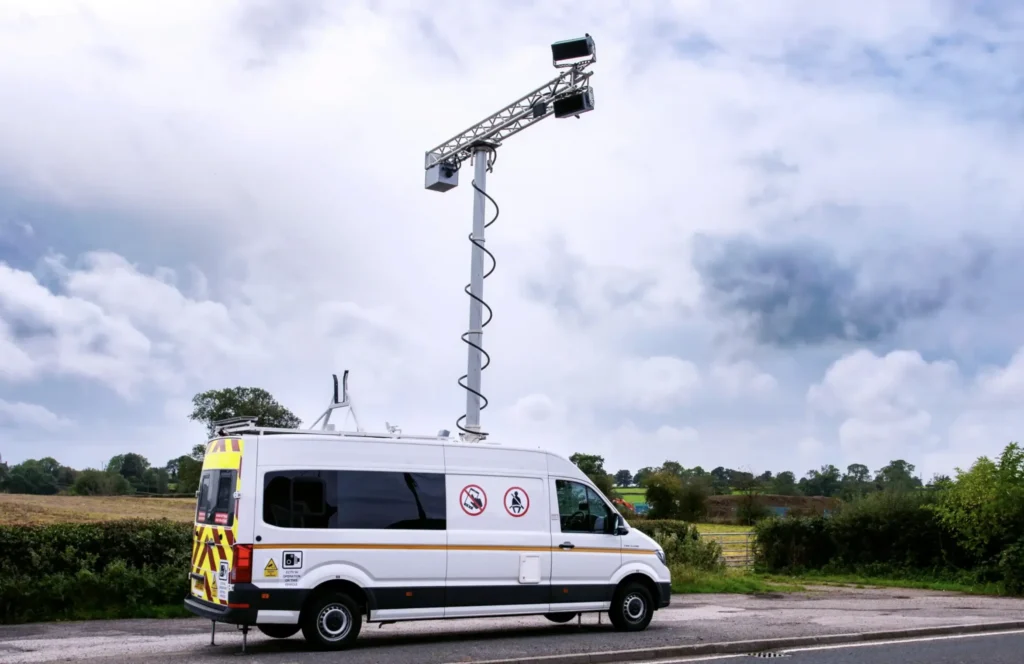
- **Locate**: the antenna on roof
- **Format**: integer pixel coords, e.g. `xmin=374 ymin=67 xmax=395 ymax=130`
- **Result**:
xmin=310 ymin=370 xmax=363 ymax=433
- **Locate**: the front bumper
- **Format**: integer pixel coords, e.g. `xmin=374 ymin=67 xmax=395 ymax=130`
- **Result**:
xmin=656 ymin=582 xmax=671 ymax=608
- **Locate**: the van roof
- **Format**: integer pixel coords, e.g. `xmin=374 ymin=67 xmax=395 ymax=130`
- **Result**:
xmin=211 ymin=423 xmax=567 ymax=461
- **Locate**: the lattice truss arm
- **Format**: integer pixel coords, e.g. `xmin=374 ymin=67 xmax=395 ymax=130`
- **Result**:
xmin=424 ymin=66 xmax=593 ymax=170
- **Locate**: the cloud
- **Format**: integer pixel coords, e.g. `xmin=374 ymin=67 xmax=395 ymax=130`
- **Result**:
xmin=693 ymin=233 xmax=994 ymax=347
xmin=0 ymin=399 xmax=71 ymax=431
xmin=0 ymin=1 xmax=1020 ymax=480
xmin=807 ymin=347 xmax=1024 ymax=476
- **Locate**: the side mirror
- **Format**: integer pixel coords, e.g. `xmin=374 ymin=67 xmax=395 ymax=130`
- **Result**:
xmin=613 ymin=514 xmax=629 ymax=536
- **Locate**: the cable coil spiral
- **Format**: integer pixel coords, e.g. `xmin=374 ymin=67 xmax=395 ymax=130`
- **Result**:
xmin=456 ymin=147 xmax=499 ymax=438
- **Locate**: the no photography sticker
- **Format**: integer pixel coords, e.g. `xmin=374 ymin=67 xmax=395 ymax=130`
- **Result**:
xmin=460 ymin=485 xmax=487 ymax=516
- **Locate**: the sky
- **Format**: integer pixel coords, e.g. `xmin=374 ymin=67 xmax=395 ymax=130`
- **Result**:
xmin=1 ymin=0 xmax=1022 ymax=481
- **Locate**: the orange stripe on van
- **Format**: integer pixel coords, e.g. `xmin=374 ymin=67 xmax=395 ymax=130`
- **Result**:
xmin=251 ymin=543 xmax=655 ymax=555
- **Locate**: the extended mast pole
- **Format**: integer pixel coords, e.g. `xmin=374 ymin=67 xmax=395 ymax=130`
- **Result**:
xmin=424 ymin=35 xmax=597 ymax=441
xmin=463 ymin=147 xmax=491 ymax=437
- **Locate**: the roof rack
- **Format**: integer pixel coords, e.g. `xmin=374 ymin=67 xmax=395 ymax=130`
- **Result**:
xmin=221 ymin=424 xmax=450 ymax=442
xmin=213 ymin=372 xmax=454 ymax=442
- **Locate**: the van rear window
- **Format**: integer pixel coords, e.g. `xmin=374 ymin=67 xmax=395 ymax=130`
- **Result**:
xmin=196 ymin=469 xmax=237 ymax=526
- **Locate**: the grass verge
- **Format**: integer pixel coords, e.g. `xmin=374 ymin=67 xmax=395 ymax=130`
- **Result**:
xmin=760 ymin=573 xmax=1009 ymax=596
xmin=671 ymin=566 xmax=804 ymax=595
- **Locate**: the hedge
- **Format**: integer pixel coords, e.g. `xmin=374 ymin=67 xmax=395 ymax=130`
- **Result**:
xmin=0 ymin=520 xmax=192 ymax=624
xmin=753 ymin=492 xmax=978 ymax=580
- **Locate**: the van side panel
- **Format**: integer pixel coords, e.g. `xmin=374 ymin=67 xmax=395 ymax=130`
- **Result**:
xmin=443 ymin=444 xmax=551 ymax=618
xmin=252 ymin=437 xmax=447 ymax=623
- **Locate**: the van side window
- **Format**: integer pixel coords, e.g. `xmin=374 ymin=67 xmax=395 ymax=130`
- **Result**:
xmin=262 ymin=470 xmax=446 ymax=530
xmin=263 ymin=471 xmax=337 ymax=529
xmin=336 ymin=471 xmax=446 ymax=530
xmin=556 ymin=479 xmax=611 ymax=534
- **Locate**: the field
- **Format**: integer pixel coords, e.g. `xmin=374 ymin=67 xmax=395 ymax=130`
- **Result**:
xmin=0 ymin=493 xmax=195 ymax=525
xmin=0 ymin=493 xmax=752 ymax=538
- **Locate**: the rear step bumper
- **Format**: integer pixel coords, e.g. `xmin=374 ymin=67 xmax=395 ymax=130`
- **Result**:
xmin=184 ymin=597 xmax=256 ymax=625
xmin=185 ymin=585 xmax=309 ymax=625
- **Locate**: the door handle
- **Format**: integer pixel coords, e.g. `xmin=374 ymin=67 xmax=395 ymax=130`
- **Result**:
xmin=559 ymin=542 xmax=575 ymax=550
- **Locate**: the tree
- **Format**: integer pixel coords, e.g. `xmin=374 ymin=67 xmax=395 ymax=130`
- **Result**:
xmin=634 ymin=466 xmax=656 ymax=487
xmin=614 ymin=470 xmax=633 ymax=487
xmin=189 ymin=386 xmax=301 ymax=437
xmin=771 ymin=471 xmax=800 ymax=496
xmin=661 ymin=461 xmax=685 ymax=477
xmin=841 ymin=463 xmax=872 ymax=500
xmin=5 ymin=459 xmax=59 ymax=495
xmin=875 ymin=459 xmax=922 ymax=493
xmin=644 ymin=471 xmax=709 ymax=521
xmin=709 ymin=466 xmax=731 ymax=494
xmin=569 ymin=453 xmax=615 ymax=496
xmin=106 ymin=453 xmax=151 ymax=486
xmin=644 ymin=471 xmax=684 ymax=520
xmin=799 ymin=465 xmax=842 ymax=497
xmin=931 ymin=443 xmax=1024 ymax=568
xmin=71 ymin=469 xmax=133 ymax=496
xmin=0 ymin=457 xmax=9 ymax=491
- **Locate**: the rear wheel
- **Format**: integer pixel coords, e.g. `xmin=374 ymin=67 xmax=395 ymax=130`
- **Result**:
xmin=301 ymin=591 xmax=362 ymax=650
xmin=609 ymin=582 xmax=654 ymax=632
xmin=257 ymin=624 xmax=300 ymax=639
xmin=544 ymin=612 xmax=578 ymax=624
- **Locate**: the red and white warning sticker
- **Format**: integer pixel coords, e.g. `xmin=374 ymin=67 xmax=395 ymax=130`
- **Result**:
xmin=504 ymin=486 xmax=529 ymax=517
xmin=460 ymin=484 xmax=487 ymax=516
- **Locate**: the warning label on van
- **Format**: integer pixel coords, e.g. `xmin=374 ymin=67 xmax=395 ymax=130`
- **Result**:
xmin=460 ymin=485 xmax=487 ymax=516
xmin=264 ymin=559 xmax=279 ymax=578
xmin=504 ymin=487 xmax=529 ymax=517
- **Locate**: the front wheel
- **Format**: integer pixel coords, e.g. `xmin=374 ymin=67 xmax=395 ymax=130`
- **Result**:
xmin=301 ymin=591 xmax=362 ymax=650
xmin=544 ymin=612 xmax=578 ymax=624
xmin=609 ymin=582 xmax=654 ymax=632
xmin=257 ymin=624 xmax=300 ymax=639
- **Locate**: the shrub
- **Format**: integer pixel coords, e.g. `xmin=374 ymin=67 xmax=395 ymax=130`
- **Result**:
xmin=71 ymin=470 xmax=135 ymax=496
xmin=754 ymin=491 xmax=974 ymax=577
xmin=0 ymin=520 xmax=193 ymax=624
xmin=643 ymin=472 xmax=709 ymax=521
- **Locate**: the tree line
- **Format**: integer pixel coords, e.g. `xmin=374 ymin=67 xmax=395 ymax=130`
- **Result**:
xmin=573 ymin=454 xmax=934 ymax=498
xmin=0 ymin=387 xmax=301 ymax=497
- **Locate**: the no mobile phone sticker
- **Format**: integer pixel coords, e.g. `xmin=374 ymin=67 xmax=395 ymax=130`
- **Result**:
xmin=460 ymin=485 xmax=487 ymax=516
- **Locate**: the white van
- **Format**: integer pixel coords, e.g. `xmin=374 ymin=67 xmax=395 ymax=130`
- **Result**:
xmin=184 ymin=421 xmax=671 ymax=651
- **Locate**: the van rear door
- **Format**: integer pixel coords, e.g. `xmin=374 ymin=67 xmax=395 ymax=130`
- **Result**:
xmin=189 ymin=438 xmax=245 ymax=606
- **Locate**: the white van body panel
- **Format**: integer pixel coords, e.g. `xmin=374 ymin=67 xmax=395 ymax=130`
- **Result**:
xmin=206 ymin=432 xmax=671 ymax=627
xmin=253 ymin=436 xmax=448 ymax=621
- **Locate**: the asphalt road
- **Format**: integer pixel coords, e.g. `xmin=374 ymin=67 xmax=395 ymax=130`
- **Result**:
xmin=666 ymin=629 xmax=1024 ymax=663
xmin=2 ymin=587 xmax=1023 ymax=664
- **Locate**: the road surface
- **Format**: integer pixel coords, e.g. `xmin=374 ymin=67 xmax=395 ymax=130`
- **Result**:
xmin=1 ymin=586 xmax=1022 ymax=663
xmin=668 ymin=629 xmax=1024 ymax=663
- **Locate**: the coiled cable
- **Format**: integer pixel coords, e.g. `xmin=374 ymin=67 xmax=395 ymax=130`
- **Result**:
xmin=456 ymin=146 xmax=499 ymax=438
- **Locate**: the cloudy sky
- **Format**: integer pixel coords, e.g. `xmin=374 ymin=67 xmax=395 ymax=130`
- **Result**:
xmin=1 ymin=1 xmax=1022 ymax=481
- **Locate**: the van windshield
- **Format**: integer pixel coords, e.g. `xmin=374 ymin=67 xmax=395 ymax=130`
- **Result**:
xmin=195 ymin=469 xmax=237 ymax=526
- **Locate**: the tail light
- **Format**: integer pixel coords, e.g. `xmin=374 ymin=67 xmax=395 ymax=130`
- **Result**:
xmin=230 ymin=544 xmax=252 ymax=584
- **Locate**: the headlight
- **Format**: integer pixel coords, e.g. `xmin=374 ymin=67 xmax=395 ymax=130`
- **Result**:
xmin=655 ymin=549 xmax=666 ymax=566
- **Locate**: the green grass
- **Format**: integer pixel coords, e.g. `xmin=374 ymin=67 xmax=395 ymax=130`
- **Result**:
xmin=671 ymin=566 xmax=804 ymax=594
xmin=615 ymin=487 xmax=646 ymax=502
xmin=761 ymin=573 xmax=1009 ymax=596
xmin=694 ymin=523 xmax=753 ymax=534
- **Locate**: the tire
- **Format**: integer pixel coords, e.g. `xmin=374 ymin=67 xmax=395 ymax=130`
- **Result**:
xmin=544 ymin=612 xmax=578 ymax=624
xmin=609 ymin=582 xmax=654 ymax=632
xmin=257 ymin=624 xmax=300 ymax=639
xmin=300 ymin=591 xmax=363 ymax=650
